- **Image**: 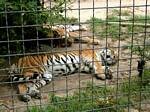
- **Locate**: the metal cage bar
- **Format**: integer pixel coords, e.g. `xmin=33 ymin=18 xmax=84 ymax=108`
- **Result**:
xmin=0 ymin=0 xmax=149 ymax=112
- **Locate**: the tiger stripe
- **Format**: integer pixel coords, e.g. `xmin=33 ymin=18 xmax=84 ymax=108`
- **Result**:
xmin=9 ymin=48 xmax=116 ymax=102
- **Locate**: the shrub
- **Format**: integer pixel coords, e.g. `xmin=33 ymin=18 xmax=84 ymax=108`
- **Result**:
xmin=0 ymin=0 xmax=72 ymax=55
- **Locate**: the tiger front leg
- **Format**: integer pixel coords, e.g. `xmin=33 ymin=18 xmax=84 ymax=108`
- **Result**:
xmin=104 ymin=66 xmax=113 ymax=79
xmin=94 ymin=66 xmax=113 ymax=80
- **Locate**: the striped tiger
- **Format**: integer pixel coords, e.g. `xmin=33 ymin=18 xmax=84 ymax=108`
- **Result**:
xmin=9 ymin=48 xmax=116 ymax=102
xmin=43 ymin=24 xmax=101 ymax=47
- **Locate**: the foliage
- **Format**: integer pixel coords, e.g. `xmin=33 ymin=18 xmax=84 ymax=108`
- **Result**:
xmin=88 ymin=17 xmax=120 ymax=39
xmin=87 ymin=17 xmax=104 ymax=34
xmin=88 ymin=13 xmax=150 ymax=40
xmin=0 ymin=0 xmax=72 ymax=55
xmin=126 ymin=15 xmax=150 ymax=35
xmin=128 ymin=15 xmax=150 ymax=23
xmin=130 ymin=40 xmax=150 ymax=61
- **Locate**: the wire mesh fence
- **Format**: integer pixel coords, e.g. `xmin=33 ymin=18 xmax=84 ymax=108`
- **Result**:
xmin=0 ymin=0 xmax=150 ymax=112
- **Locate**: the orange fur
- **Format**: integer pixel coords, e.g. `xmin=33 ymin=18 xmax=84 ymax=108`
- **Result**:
xmin=11 ymin=48 xmax=115 ymax=102
xmin=45 ymin=27 xmax=100 ymax=47
xmin=12 ymin=49 xmax=105 ymax=78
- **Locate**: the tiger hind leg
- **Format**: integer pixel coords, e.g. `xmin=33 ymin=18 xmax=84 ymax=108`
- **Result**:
xmin=18 ymin=73 xmax=52 ymax=102
xmin=18 ymin=83 xmax=41 ymax=102
xmin=18 ymin=83 xmax=31 ymax=102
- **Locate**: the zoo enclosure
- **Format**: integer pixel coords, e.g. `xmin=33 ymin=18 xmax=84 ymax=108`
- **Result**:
xmin=0 ymin=0 xmax=150 ymax=112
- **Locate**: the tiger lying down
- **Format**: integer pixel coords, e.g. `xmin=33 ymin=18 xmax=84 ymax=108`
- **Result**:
xmin=44 ymin=24 xmax=101 ymax=47
xmin=9 ymin=48 xmax=117 ymax=102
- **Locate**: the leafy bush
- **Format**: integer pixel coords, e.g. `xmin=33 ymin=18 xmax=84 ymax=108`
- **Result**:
xmin=131 ymin=40 xmax=150 ymax=61
xmin=0 ymin=0 xmax=72 ymax=55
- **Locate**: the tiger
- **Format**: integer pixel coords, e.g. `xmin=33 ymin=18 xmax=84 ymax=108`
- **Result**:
xmin=9 ymin=48 xmax=117 ymax=102
xmin=43 ymin=24 xmax=101 ymax=47
xmin=40 ymin=27 xmax=73 ymax=48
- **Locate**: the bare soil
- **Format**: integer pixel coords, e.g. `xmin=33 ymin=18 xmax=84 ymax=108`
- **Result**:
xmin=64 ymin=0 xmax=150 ymax=22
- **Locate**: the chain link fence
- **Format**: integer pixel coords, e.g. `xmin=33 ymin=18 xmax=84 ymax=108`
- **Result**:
xmin=0 ymin=0 xmax=150 ymax=112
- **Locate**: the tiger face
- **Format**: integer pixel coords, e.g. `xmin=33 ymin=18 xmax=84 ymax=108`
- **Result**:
xmin=99 ymin=48 xmax=117 ymax=66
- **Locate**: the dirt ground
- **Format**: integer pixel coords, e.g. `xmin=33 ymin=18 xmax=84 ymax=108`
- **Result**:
xmin=63 ymin=0 xmax=150 ymax=22
xmin=0 ymin=0 xmax=150 ymax=112
xmin=0 ymin=37 xmax=145 ymax=112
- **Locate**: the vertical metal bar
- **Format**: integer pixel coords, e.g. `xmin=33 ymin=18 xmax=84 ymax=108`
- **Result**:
xmin=91 ymin=0 xmax=95 ymax=111
xmin=77 ymin=0 xmax=81 ymax=111
xmin=64 ymin=0 xmax=69 ymax=110
xmin=128 ymin=0 xmax=135 ymax=111
xmin=49 ymin=0 xmax=55 ymax=107
xmin=105 ymin=0 xmax=109 ymax=108
xmin=139 ymin=0 xmax=148 ymax=111
xmin=115 ymin=0 xmax=122 ymax=111
xmin=20 ymin=0 xmax=30 ymax=111
xmin=4 ymin=0 xmax=15 ymax=111
xmin=35 ymin=1 xmax=42 ymax=110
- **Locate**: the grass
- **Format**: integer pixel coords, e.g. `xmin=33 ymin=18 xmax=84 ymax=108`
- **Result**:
xmin=87 ymin=10 xmax=150 ymax=40
xmin=128 ymin=15 xmax=150 ymax=24
xmin=110 ymin=9 xmax=132 ymax=17
xmin=29 ymin=70 xmax=150 ymax=112
xmin=87 ymin=17 xmax=120 ymax=39
xmin=126 ymin=15 xmax=150 ymax=35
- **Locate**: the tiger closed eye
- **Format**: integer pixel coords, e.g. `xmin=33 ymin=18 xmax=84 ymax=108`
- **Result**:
xmin=106 ymin=55 xmax=110 ymax=58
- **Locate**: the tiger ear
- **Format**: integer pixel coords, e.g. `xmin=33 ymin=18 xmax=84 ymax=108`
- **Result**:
xmin=107 ymin=43 xmax=111 ymax=48
xmin=106 ymin=43 xmax=117 ymax=55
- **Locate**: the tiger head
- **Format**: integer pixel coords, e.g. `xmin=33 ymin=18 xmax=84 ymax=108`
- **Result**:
xmin=99 ymin=48 xmax=117 ymax=66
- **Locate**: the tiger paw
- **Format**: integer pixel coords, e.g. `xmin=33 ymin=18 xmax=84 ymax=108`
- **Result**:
xmin=29 ymin=89 xmax=41 ymax=98
xmin=21 ymin=94 xmax=31 ymax=102
xmin=33 ymin=92 xmax=41 ymax=99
